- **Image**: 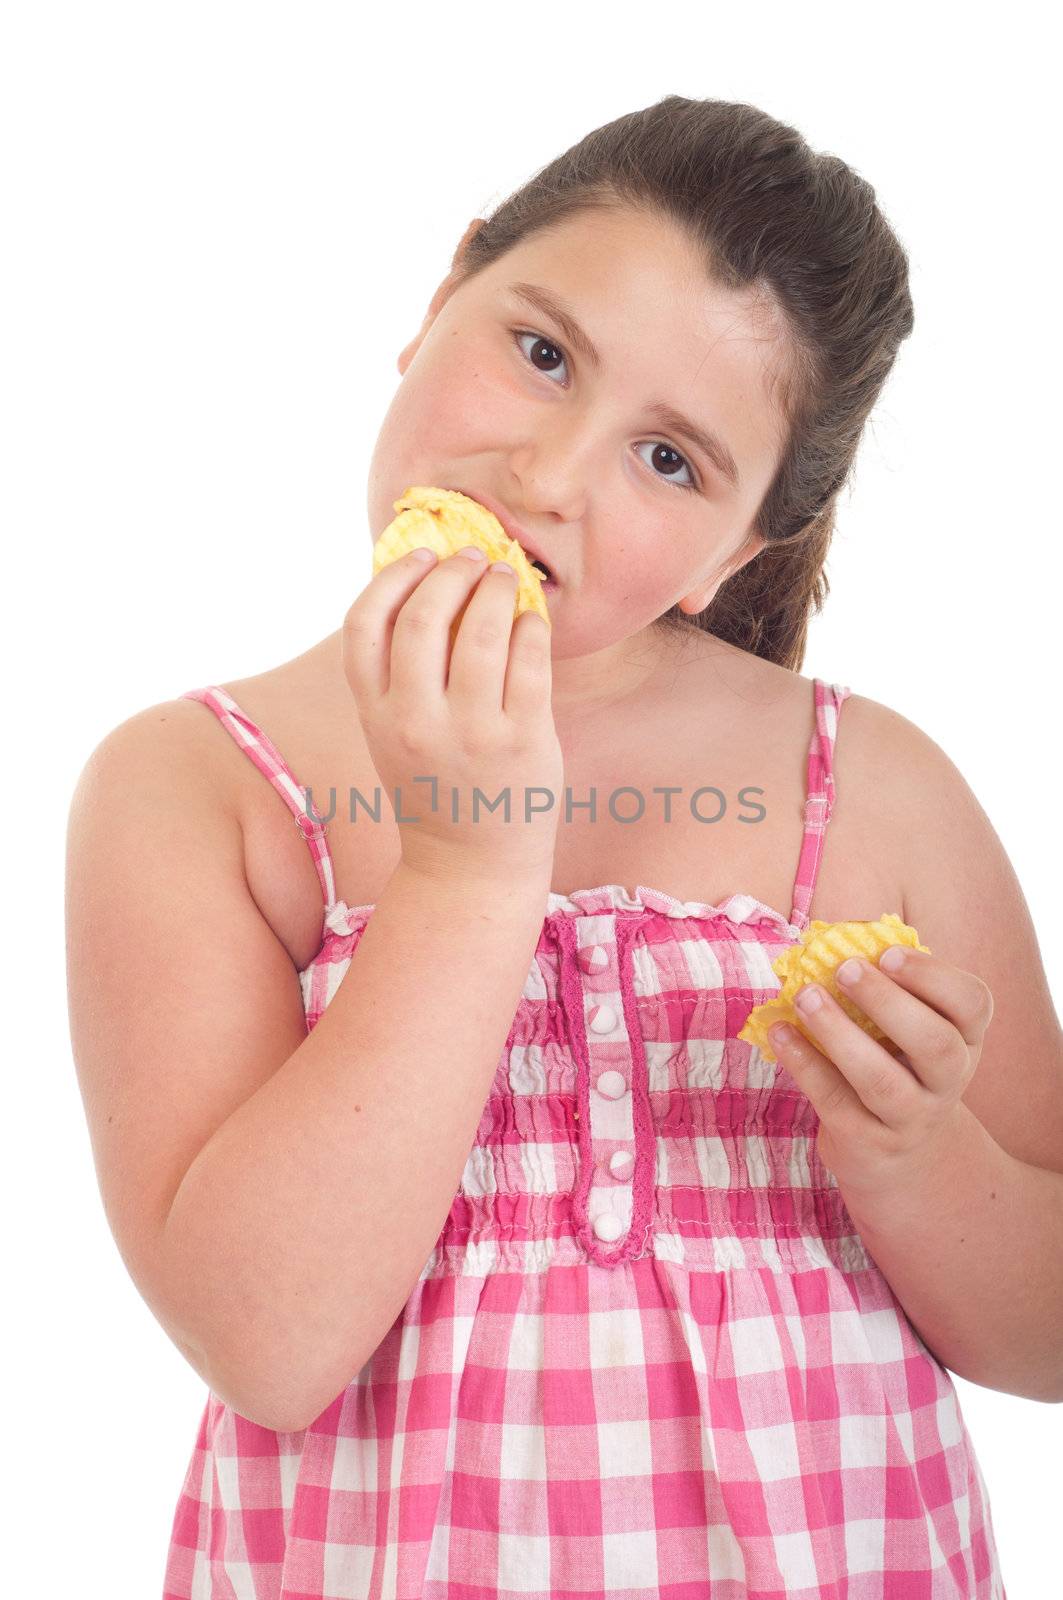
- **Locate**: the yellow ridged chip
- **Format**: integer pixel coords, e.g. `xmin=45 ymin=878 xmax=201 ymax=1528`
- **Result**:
xmin=372 ymin=487 xmax=552 ymax=640
xmin=738 ymin=913 xmax=932 ymax=1063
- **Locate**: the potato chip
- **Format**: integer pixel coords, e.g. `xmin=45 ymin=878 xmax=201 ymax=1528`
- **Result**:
xmin=738 ymin=912 xmax=932 ymax=1063
xmin=372 ymin=487 xmax=552 ymax=647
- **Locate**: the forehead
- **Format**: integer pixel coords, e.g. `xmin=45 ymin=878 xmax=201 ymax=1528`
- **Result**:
xmin=474 ymin=204 xmax=796 ymax=463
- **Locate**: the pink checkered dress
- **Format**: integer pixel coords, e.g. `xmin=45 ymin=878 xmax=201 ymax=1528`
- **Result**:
xmin=162 ymin=678 xmax=1007 ymax=1599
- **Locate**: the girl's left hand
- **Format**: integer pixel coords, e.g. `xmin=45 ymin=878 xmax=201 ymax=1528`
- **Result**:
xmin=768 ymin=948 xmax=995 ymax=1202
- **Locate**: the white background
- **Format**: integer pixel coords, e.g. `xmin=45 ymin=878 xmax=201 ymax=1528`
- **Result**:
xmin=4 ymin=2 xmax=1060 ymax=1594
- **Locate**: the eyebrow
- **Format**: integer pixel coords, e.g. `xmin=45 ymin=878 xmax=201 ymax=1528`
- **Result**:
xmin=507 ymin=280 xmax=742 ymax=491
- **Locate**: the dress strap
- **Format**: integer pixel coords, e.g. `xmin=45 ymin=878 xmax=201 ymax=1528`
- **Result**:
xmin=788 ymin=678 xmax=852 ymax=933
xmin=180 ymin=685 xmax=339 ymax=918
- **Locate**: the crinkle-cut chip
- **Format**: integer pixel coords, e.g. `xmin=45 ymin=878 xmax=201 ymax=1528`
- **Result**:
xmin=372 ymin=487 xmax=551 ymax=648
xmin=739 ymin=912 xmax=932 ymax=1063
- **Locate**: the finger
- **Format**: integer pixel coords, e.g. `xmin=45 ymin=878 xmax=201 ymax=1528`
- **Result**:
xmin=786 ymin=982 xmax=928 ymax=1129
xmin=503 ymin=605 xmax=554 ymax=721
xmin=388 ymin=548 xmax=495 ymax=703
xmin=342 ymin=546 xmax=440 ymax=703
xmin=831 ymin=948 xmax=986 ymax=1094
xmin=445 ymin=560 xmax=522 ymax=715
xmin=769 ymin=1022 xmax=881 ymax=1143
xmin=867 ymin=947 xmax=993 ymax=1047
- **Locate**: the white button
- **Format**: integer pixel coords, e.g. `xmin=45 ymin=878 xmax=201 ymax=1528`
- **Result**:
xmin=593 ymin=1211 xmax=624 ymax=1242
xmin=588 ymin=1003 xmax=618 ymax=1034
xmin=578 ymin=943 xmax=609 ymax=974
xmin=595 ymin=1069 xmax=627 ymax=1100
xmin=609 ymin=1150 xmax=634 ymax=1180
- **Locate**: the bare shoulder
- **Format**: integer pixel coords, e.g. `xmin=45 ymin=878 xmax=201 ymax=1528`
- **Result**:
xmin=697 ymin=648 xmax=908 ymax=819
xmin=726 ymin=657 xmax=913 ymax=804
xmin=816 ymin=687 xmax=936 ymax=824
xmin=829 ymin=689 xmax=978 ymax=855
xmin=840 ymin=687 xmax=935 ymax=748
xmin=69 ymin=693 xmax=244 ymax=828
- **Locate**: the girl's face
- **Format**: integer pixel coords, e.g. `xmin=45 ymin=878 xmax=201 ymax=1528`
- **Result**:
xmin=366 ymin=203 xmax=794 ymax=708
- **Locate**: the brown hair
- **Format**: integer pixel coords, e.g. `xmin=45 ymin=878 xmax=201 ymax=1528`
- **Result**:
xmin=450 ymin=95 xmax=915 ymax=672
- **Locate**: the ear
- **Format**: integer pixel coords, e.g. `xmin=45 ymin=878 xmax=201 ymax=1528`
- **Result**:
xmin=677 ymin=530 xmax=766 ymax=616
xmin=398 ymin=218 xmax=486 ymax=376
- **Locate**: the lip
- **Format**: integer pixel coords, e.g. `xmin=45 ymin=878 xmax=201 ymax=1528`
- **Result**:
xmin=450 ymin=486 xmax=559 ymax=583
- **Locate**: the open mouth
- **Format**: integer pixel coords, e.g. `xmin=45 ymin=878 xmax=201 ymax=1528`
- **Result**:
xmin=448 ymin=486 xmax=558 ymax=587
xmin=530 ymin=559 xmax=559 ymax=593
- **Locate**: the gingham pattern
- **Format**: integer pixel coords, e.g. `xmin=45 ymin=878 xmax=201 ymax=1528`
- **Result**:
xmin=163 ymin=680 xmax=1006 ymax=1599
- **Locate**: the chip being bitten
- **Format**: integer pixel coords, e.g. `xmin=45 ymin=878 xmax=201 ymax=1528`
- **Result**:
xmin=739 ymin=912 xmax=932 ymax=1063
xmin=372 ymin=487 xmax=552 ymax=639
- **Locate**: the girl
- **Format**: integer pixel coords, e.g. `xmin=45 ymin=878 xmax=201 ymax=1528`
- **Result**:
xmin=65 ymin=96 xmax=1061 ymax=1598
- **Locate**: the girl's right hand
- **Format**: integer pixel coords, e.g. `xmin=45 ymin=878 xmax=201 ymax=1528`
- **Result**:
xmin=341 ymin=545 xmax=564 ymax=889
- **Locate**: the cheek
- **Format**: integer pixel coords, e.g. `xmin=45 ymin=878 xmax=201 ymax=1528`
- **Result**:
xmin=421 ymin=343 xmax=525 ymax=441
xmin=616 ymin=555 xmax=663 ymax=598
xmin=458 ymin=338 xmax=529 ymax=413
xmin=372 ymin=363 xmax=489 ymax=473
xmin=600 ymin=531 xmax=688 ymax=600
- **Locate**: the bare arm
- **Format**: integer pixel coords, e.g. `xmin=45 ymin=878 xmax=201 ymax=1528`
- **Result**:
xmin=161 ymin=858 xmax=550 ymax=1432
xmin=838 ymin=1104 xmax=1063 ymax=1403
xmin=69 ymin=544 xmax=561 ymax=1436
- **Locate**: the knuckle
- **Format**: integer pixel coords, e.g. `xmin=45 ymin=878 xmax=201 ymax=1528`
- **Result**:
xmin=518 ymin=630 xmax=550 ymax=660
xmin=877 ymin=1125 xmax=907 ymax=1160
xmin=397 ymin=603 xmax=435 ymax=638
xmin=494 ymin=722 xmax=525 ymax=759
xmin=453 ymin=718 xmax=496 ymax=759
xmin=924 ymin=1024 xmax=957 ymax=1070
xmin=975 ymin=980 xmax=995 ymax=1024
xmin=822 ymin=1083 xmax=851 ymax=1118
xmin=392 ymin=716 xmax=434 ymax=758
xmin=464 ymin=616 xmax=507 ymax=651
xmin=513 ymin=619 xmax=551 ymax=661
xmin=868 ymin=1068 xmax=901 ymax=1105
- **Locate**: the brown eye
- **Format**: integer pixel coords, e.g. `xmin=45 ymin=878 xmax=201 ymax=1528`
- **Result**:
xmin=514 ymin=330 xmax=566 ymax=380
xmin=633 ymin=440 xmax=699 ymax=493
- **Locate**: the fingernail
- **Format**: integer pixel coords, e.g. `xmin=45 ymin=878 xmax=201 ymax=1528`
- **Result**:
xmin=836 ymin=958 xmax=863 ymax=986
xmin=490 ymin=560 xmax=515 ymax=575
xmin=411 ymin=546 xmax=436 ymax=562
xmin=458 ymin=544 xmax=486 ymax=561
xmin=795 ymin=985 xmax=823 ymax=1014
xmin=880 ymin=946 xmax=906 ymax=973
